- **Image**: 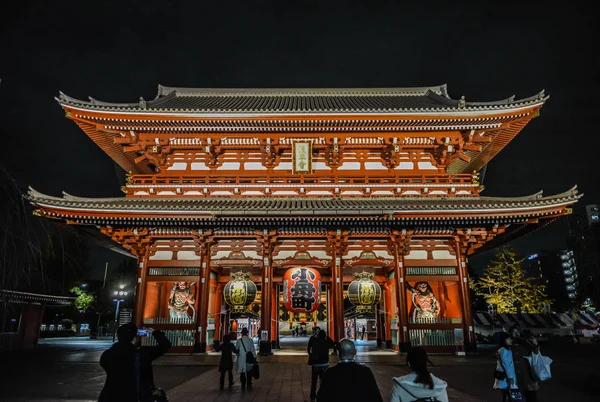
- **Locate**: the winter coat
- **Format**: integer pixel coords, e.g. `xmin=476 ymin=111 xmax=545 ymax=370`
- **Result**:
xmin=512 ymin=337 xmax=540 ymax=392
xmin=216 ymin=342 xmax=238 ymax=371
xmin=235 ymin=335 xmax=256 ymax=373
xmin=317 ymin=361 xmax=383 ymax=402
xmin=390 ymin=372 xmax=449 ymax=402
xmin=308 ymin=336 xmax=334 ymax=365
xmin=98 ymin=331 xmax=171 ymax=402
xmin=494 ymin=347 xmax=518 ymax=390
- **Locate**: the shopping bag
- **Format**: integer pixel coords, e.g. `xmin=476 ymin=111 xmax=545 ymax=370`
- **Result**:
xmin=508 ymin=388 xmax=525 ymax=402
xmin=526 ymin=352 xmax=552 ymax=381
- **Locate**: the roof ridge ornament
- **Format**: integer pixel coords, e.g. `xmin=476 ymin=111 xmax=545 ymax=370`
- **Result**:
xmin=458 ymin=95 xmax=466 ymax=109
xmin=139 ymin=97 xmax=147 ymax=110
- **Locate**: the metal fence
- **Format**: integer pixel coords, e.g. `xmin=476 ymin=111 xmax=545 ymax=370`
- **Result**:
xmin=143 ymin=317 xmax=195 ymax=324
xmin=409 ymin=328 xmax=457 ymax=347
xmin=140 ymin=329 xmax=196 ymax=347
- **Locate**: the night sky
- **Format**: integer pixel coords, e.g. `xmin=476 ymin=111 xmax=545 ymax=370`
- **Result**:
xmin=1 ymin=1 xmax=597 ymax=274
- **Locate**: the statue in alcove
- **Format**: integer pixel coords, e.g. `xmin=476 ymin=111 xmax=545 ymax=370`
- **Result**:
xmin=168 ymin=281 xmax=195 ymax=321
xmin=407 ymin=281 xmax=439 ymax=321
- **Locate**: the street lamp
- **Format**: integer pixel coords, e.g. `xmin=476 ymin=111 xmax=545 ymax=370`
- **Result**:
xmin=112 ymin=284 xmax=128 ymax=342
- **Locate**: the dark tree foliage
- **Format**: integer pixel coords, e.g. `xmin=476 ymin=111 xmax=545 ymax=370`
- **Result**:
xmin=0 ymin=166 xmax=90 ymax=331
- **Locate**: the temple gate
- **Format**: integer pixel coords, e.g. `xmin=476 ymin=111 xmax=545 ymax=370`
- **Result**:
xmin=29 ymin=85 xmax=579 ymax=353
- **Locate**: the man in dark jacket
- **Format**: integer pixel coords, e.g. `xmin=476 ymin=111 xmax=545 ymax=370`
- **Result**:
xmin=316 ymin=338 xmax=382 ymax=402
xmin=98 ymin=323 xmax=171 ymax=402
xmin=308 ymin=329 xmax=334 ymax=402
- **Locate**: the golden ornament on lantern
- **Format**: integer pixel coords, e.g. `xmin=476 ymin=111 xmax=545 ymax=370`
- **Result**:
xmin=347 ymin=271 xmax=381 ymax=313
xmin=283 ymin=267 xmax=321 ymax=313
xmin=224 ymin=272 xmax=257 ymax=313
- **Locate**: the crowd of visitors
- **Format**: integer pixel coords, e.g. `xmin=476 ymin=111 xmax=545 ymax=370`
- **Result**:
xmin=97 ymin=323 xmax=550 ymax=402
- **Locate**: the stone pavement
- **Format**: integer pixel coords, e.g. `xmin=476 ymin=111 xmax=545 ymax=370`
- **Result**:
xmin=165 ymin=359 xmax=482 ymax=402
xmin=4 ymin=338 xmax=598 ymax=401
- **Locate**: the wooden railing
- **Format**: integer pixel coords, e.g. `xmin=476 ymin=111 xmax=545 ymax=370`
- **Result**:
xmin=125 ymin=173 xmax=478 ymax=198
xmin=129 ymin=173 xmax=474 ymax=186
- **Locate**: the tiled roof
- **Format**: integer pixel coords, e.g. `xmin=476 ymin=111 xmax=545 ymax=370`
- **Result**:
xmin=56 ymin=85 xmax=547 ymax=114
xmin=27 ymin=186 xmax=580 ymax=218
xmin=0 ymin=290 xmax=75 ymax=305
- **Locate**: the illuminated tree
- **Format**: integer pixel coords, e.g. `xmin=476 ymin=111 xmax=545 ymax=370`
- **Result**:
xmin=70 ymin=286 xmax=95 ymax=312
xmin=472 ymin=247 xmax=551 ymax=313
xmin=579 ymin=298 xmax=596 ymax=314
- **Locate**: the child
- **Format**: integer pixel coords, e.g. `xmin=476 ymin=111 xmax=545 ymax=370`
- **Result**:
xmin=215 ymin=334 xmax=238 ymax=389
xmin=494 ymin=332 xmax=518 ymax=402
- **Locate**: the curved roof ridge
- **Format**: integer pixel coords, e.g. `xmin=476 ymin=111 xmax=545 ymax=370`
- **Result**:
xmin=466 ymin=95 xmax=516 ymax=106
xmin=425 ymin=90 xmax=458 ymax=106
xmin=547 ymin=185 xmax=580 ymax=199
xmin=88 ymin=96 xmax=139 ymax=107
xmin=27 ymin=187 xmax=64 ymax=201
xmin=26 ymin=187 xmax=580 ymax=205
xmin=156 ymin=85 xmax=449 ymax=97
xmin=57 ymin=91 xmax=140 ymax=107
xmin=56 ymin=91 xmax=90 ymax=105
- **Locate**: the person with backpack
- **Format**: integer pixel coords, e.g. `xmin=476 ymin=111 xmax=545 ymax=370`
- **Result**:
xmin=215 ymin=334 xmax=238 ymax=389
xmin=390 ymin=347 xmax=448 ymax=402
xmin=494 ymin=332 xmax=518 ymax=402
xmin=235 ymin=327 xmax=257 ymax=389
xmin=308 ymin=329 xmax=335 ymax=402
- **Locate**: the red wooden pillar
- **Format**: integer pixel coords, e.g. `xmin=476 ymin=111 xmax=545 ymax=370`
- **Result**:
xmin=271 ymin=282 xmax=279 ymax=349
xmin=197 ymin=240 xmax=212 ymax=352
xmin=134 ymin=247 xmax=150 ymax=329
xmin=213 ymin=284 xmax=224 ymax=342
xmin=332 ymin=255 xmax=344 ymax=343
xmin=260 ymin=237 xmax=273 ymax=355
xmin=383 ymin=283 xmax=393 ymax=344
xmin=393 ymin=243 xmax=410 ymax=351
xmin=453 ymin=238 xmax=474 ymax=350
xmin=327 ymin=284 xmax=335 ymax=340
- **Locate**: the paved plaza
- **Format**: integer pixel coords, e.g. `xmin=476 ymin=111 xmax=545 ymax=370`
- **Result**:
xmin=1 ymin=337 xmax=599 ymax=401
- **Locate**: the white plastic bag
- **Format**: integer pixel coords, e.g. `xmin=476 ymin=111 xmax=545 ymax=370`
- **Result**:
xmin=526 ymin=352 xmax=552 ymax=381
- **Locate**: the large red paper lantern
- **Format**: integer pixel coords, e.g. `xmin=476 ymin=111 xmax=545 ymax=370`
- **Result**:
xmin=283 ymin=267 xmax=321 ymax=313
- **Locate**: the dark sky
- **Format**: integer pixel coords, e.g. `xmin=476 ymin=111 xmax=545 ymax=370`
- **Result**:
xmin=1 ymin=1 xmax=598 ymax=273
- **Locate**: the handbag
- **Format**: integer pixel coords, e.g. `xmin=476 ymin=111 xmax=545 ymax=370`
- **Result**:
xmin=493 ymin=370 xmax=507 ymax=380
xmin=252 ymin=362 xmax=260 ymax=379
xmin=526 ymin=352 xmax=552 ymax=382
xmin=240 ymin=337 xmax=255 ymax=364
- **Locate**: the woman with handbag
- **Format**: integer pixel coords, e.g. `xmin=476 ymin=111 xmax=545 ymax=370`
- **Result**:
xmin=493 ymin=332 xmax=519 ymax=402
xmin=235 ymin=328 xmax=257 ymax=389
xmin=509 ymin=326 xmax=540 ymax=402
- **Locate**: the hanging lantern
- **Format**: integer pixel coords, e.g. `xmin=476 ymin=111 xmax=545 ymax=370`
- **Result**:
xmin=347 ymin=271 xmax=381 ymax=313
xmin=283 ymin=267 xmax=321 ymax=313
xmin=224 ymin=272 xmax=257 ymax=313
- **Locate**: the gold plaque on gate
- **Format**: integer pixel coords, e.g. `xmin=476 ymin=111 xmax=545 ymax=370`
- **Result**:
xmin=292 ymin=140 xmax=312 ymax=174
